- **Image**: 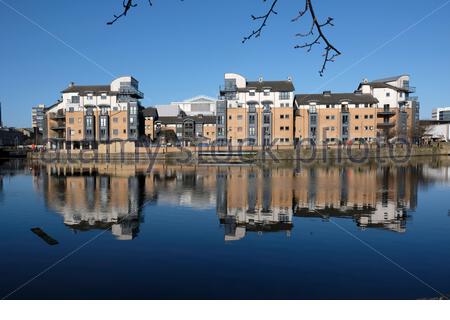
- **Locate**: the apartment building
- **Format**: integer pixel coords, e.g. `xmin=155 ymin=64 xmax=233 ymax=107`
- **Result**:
xmin=44 ymin=76 xmax=143 ymax=150
xmin=432 ymin=107 xmax=450 ymax=121
xmin=358 ymin=75 xmax=420 ymax=142
xmin=294 ymin=75 xmax=420 ymax=144
xmin=294 ymin=91 xmax=379 ymax=144
xmin=217 ymin=73 xmax=295 ymax=146
xmin=144 ymin=108 xmax=216 ymax=145
xmin=32 ymin=104 xmax=45 ymax=133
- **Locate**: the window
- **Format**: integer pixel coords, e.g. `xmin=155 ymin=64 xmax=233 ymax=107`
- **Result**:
xmin=263 ymin=114 xmax=271 ymax=124
xmin=237 ymin=127 xmax=243 ymax=132
xmin=370 ymin=126 xmax=374 ymax=130
xmin=280 ymin=115 xmax=285 ymax=119
xmin=355 ymin=126 xmax=359 ymax=131
xmin=130 ymin=117 xmax=134 ymax=124
xmin=100 ymin=118 xmax=106 ymax=127
xmin=249 ymin=91 xmax=255 ymax=97
xmin=369 ymin=115 xmax=374 ymax=119
xmin=331 ymin=127 xmax=335 ymax=131
xmin=217 ymin=116 xmax=224 ymax=125
xmin=87 ymin=95 xmax=93 ymax=100
xmin=264 ymin=90 xmax=270 ymax=96
xmin=355 ymin=115 xmax=359 ymax=120
xmin=364 ymin=115 xmax=369 ymax=119
xmin=386 ymin=92 xmax=391 ymax=97
xmin=86 ymin=117 xmax=93 ymax=127
xmin=285 ymin=126 xmax=289 ymax=131
xmin=237 ymin=115 xmax=243 ymax=120
xmin=285 ymin=114 xmax=290 ymax=119
xmin=71 ymin=96 xmax=80 ymax=104
xmin=365 ymin=126 xmax=369 ymax=131
xmin=69 ymin=118 xmax=74 ymax=124
xmin=130 ymin=105 xmax=137 ymax=115
xmin=228 ymin=115 xmax=232 ymax=120
xmin=249 ymin=115 xmax=256 ymax=124
xmin=123 ymin=117 xmax=126 ymax=123
xmin=279 ymin=92 xmax=290 ymax=100
xmin=113 ymin=117 xmax=118 ymax=123
xmin=123 ymin=129 xmax=127 ymax=134
xmin=249 ymin=127 xmax=255 ymax=136
xmin=101 ymin=93 xmax=107 ymax=100
xmin=280 ymin=127 xmax=285 ymax=131
xmin=113 ymin=129 xmax=118 ymax=135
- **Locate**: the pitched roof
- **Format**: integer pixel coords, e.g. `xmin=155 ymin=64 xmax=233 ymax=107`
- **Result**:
xmin=363 ymin=82 xmax=410 ymax=93
xmin=61 ymin=85 xmax=111 ymax=95
xmin=240 ymin=81 xmax=295 ymax=92
xmin=371 ymin=75 xmax=408 ymax=83
xmin=143 ymin=107 xmax=158 ymax=118
xmin=157 ymin=114 xmax=216 ymax=125
xmin=295 ymin=93 xmax=379 ymax=105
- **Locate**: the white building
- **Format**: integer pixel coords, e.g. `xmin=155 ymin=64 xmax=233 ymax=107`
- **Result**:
xmin=359 ymin=75 xmax=420 ymax=141
xmin=432 ymin=107 xmax=450 ymax=121
xmin=154 ymin=95 xmax=217 ymax=117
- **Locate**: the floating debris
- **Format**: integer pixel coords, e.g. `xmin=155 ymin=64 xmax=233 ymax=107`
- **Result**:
xmin=31 ymin=228 xmax=59 ymax=246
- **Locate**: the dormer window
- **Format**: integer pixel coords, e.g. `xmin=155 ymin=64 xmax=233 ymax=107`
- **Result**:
xmin=263 ymin=89 xmax=270 ymax=96
xmin=87 ymin=94 xmax=93 ymax=100
xmin=249 ymin=90 xmax=256 ymax=97
xmin=101 ymin=93 xmax=107 ymax=100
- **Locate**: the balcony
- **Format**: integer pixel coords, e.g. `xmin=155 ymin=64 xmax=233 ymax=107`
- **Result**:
xmin=50 ymin=126 xmax=66 ymax=131
xmin=377 ymin=122 xmax=395 ymax=129
xmin=219 ymin=85 xmax=238 ymax=93
xmin=402 ymin=86 xmax=416 ymax=93
xmin=50 ymin=113 xmax=66 ymax=120
xmin=377 ymin=110 xmax=396 ymax=117
xmin=119 ymin=86 xmax=144 ymax=99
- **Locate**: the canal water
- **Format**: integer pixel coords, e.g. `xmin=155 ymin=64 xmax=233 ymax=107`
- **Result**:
xmin=1 ymin=158 xmax=450 ymax=299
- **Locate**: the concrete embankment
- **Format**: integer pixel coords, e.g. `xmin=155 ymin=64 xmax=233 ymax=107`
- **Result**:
xmin=28 ymin=144 xmax=450 ymax=164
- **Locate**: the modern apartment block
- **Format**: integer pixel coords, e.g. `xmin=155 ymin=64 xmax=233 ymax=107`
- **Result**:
xmin=44 ymin=76 xmax=143 ymax=150
xmin=294 ymin=91 xmax=379 ymax=144
xmin=358 ymin=75 xmax=420 ymax=142
xmin=217 ymin=73 xmax=295 ymax=146
xmin=432 ymin=107 xmax=450 ymax=121
xmin=144 ymin=107 xmax=216 ymax=145
xmin=294 ymin=75 xmax=420 ymax=144
xmin=31 ymin=104 xmax=45 ymax=133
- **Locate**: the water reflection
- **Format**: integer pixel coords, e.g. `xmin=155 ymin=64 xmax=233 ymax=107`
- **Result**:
xmin=31 ymin=160 xmax=450 ymax=241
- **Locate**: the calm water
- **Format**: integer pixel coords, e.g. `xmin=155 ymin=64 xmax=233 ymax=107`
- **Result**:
xmin=1 ymin=158 xmax=450 ymax=299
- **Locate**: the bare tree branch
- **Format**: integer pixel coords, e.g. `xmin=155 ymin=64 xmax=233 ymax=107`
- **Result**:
xmin=107 ymin=0 xmax=341 ymax=76
xmin=293 ymin=0 xmax=341 ymax=76
xmin=107 ymin=0 xmax=153 ymax=25
xmin=242 ymin=0 xmax=279 ymax=43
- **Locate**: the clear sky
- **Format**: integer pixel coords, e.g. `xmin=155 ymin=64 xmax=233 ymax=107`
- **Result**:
xmin=1 ymin=0 xmax=450 ymax=127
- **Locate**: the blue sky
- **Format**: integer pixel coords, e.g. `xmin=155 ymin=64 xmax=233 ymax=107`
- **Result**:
xmin=1 ymin=0 xmax=450 ymax=127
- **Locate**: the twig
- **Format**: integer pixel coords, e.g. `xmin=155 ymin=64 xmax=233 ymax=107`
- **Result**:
xmin=293 ymin=0 xmax=341 ymax=76
xmin=242 ymin=0 xmax=279 ymax=43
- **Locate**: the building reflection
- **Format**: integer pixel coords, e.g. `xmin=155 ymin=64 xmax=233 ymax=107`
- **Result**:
xmin=33 ymin=160 xmax=450 ymax=241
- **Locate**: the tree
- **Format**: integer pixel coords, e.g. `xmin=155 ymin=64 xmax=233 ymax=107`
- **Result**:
xmin=107 ymin=0 xmax=341 ymax=76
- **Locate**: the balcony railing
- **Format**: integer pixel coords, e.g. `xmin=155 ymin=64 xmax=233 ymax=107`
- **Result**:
xmin=403 ymin=86 xmax=416 ymax=93
xmin=50 ymin=125 xmax=66 ymax=131
xmin=219 ymin=85 xmax=238 ymax=93
xmin=377 ymin=122 xmax=395 ymax=129
xmin=119 ymin=86 xmax=144 ymax=98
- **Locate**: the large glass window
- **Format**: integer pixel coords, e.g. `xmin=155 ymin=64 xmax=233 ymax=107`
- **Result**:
xmin=279 ymin=92 xmax=290 ymax=100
